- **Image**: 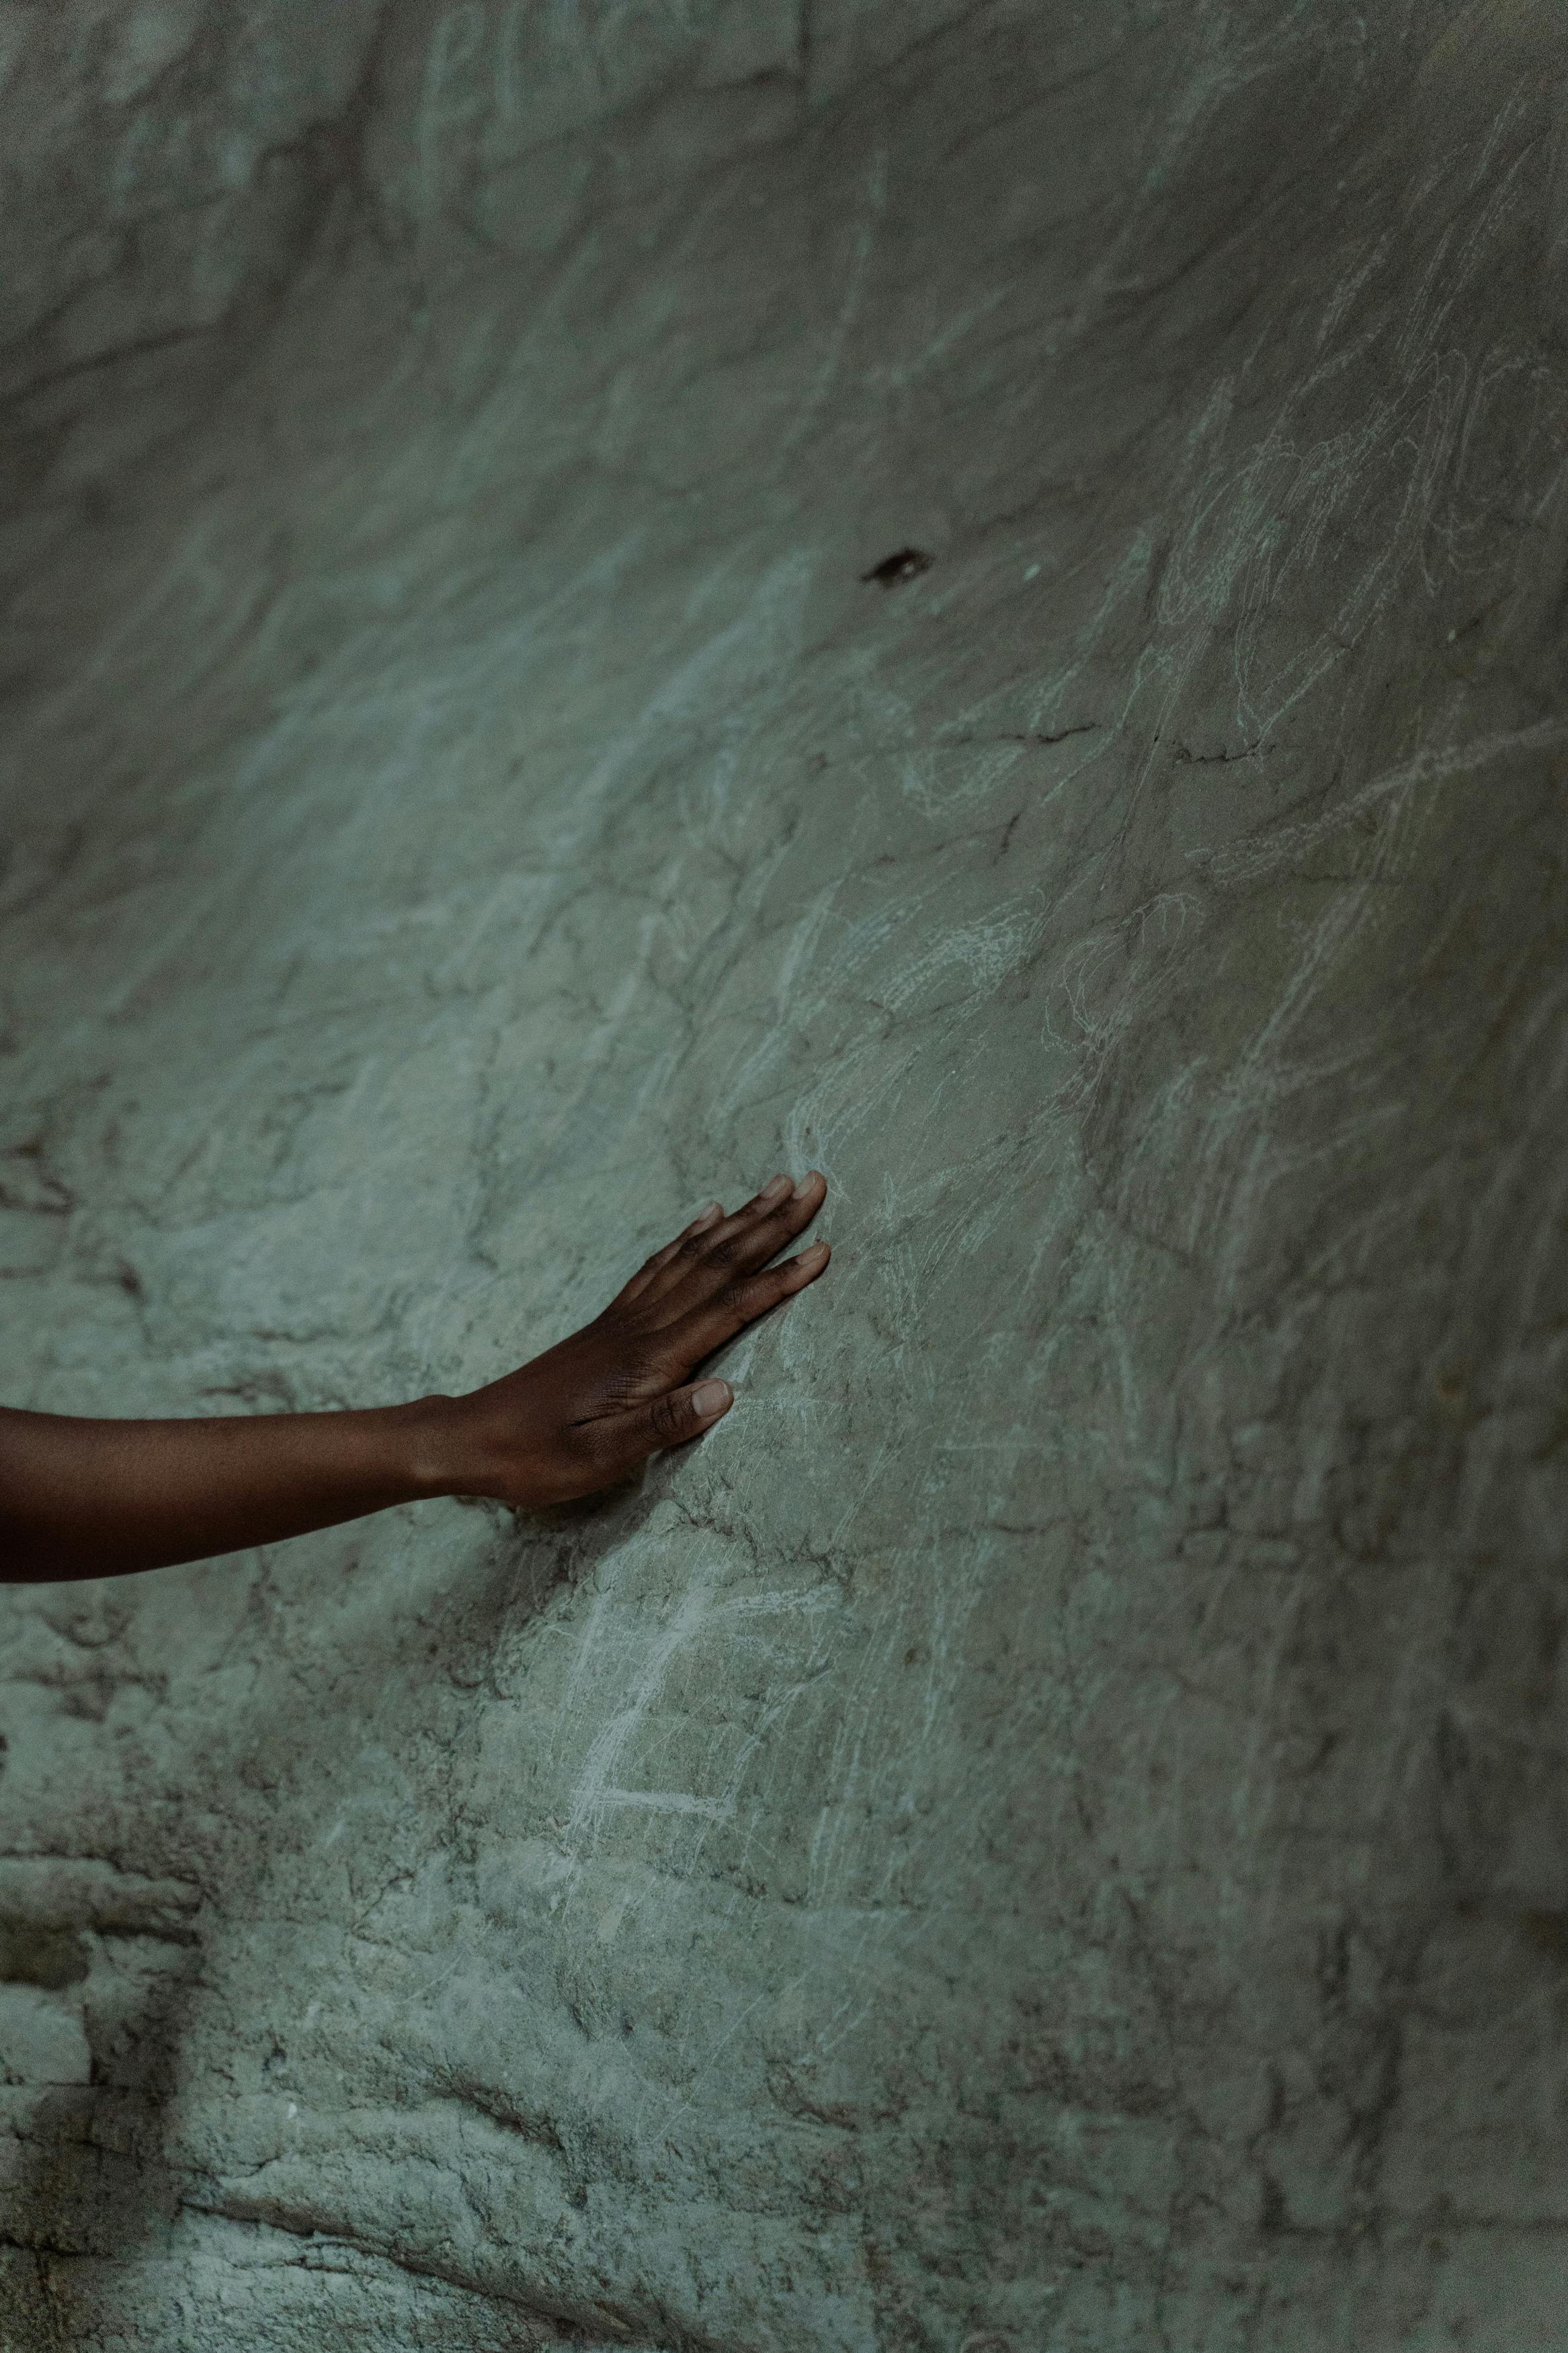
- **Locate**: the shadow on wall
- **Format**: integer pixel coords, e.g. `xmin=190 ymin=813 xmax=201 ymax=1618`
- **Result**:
xmin=0 ymin=1849 xmax=202 ymax=2343
xmin=0 ymin=1472 xmax=702 ymax=2348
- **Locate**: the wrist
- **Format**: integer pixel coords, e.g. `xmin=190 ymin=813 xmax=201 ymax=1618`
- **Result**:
xmin=402 ymin=1388 xmax=533 ymax=1505
xmin=400 ymin=1392 xmax=473 ymax=1499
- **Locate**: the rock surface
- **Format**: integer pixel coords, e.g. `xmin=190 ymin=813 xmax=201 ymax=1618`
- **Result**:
xmin=2 ymin=2 xmax=1567 ymax=2346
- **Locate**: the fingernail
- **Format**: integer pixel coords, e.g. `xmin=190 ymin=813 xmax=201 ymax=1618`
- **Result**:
xmin=798 ymin=1242 xmax=829 ymax=1268
xmin=792 ymin=1170 xmax=819 ymax=1199
xmin=695 ymin=1201 xmax=723 ymax=1226
xmin=692 ymin=1380 xmax=731 ymax=1417
xmin=760 ymin=1174 xmax=790 ymax=1203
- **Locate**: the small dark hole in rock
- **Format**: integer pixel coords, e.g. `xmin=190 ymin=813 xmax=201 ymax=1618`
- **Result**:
xmin=860 ymin=547 xmax=933 ymax=587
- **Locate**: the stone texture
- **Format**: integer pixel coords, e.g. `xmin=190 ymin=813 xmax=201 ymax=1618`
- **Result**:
xmin=2 ymin=1 xmax=1568 ymax=2346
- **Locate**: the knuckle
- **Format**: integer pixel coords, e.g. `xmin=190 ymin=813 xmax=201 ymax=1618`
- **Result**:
xmin=650 ymin=1392 xmax=686 ymax=1443
xmin=604 ymin=1361 xmax=652 ymax=1407
xmin=568 ymin=1417 xmax=608 ymax=1464
xmin=630 ymin=1328 xmax=675 ymax=1375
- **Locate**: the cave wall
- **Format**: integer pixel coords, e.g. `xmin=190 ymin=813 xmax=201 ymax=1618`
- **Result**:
xmin=2 ymin=3 xmax=1567 ymax=2346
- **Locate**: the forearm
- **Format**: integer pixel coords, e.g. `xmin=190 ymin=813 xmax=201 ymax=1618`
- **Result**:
xmin=0 ymin=1170 xmax=830 ymax=1581
xmin=0 ymin=1398 xmax=466 ymax=1581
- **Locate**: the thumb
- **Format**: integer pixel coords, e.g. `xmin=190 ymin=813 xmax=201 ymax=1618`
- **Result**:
xmin=579 ymin=1378 xmax=733 ymax=1480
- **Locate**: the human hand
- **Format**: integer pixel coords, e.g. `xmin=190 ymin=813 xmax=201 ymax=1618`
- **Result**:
xmin=442 ymin=1172 xmax=829 ymax=1508
xmin=0 ymin=1173 xmax=829 ymax=1581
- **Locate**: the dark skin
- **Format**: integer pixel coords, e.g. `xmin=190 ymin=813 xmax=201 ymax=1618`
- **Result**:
xmin=0 ymin=1171 xmax=829 ymax=1583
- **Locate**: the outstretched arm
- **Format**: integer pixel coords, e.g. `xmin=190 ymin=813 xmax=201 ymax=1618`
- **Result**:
xmin=0 ymin=1172 xmax=829 ymax=1583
